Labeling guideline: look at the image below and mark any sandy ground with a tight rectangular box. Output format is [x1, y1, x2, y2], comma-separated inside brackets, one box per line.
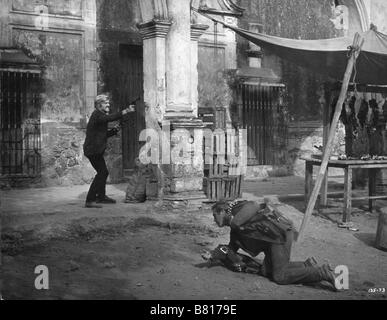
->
[1, 177, 387, 300]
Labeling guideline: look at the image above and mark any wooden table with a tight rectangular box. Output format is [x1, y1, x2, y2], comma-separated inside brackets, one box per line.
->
[302, 157, 387, 222]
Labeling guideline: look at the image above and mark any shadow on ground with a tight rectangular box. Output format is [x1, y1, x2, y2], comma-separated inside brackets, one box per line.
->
[354, 233, 377, 248]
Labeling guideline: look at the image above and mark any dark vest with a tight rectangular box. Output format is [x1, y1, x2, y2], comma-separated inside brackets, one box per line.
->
[83, 109, 122, 156]
[230, 201, 294, 245]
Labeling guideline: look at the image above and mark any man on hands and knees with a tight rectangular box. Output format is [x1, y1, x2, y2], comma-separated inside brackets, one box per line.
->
[207, 200, 338, 290]
[83, 93, 135, 208]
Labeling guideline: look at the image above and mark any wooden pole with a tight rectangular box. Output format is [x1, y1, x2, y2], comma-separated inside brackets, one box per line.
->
[297, 33, 364, 242]
[321, 82, 332, 206]
[376, 208, 387, 250]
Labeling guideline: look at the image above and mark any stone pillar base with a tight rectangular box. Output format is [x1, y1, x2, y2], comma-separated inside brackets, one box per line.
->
[162, 191, 208, 212]
[164, 104, 194, 119]
[163, 191, 207, 201]
[160, 117, 205, 204]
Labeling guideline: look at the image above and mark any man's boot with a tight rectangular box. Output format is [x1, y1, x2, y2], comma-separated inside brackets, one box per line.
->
[319, 264, 338, 291]
[304, 256, 318, 267]
[96, 196, 116, 204]
[85, 201, 103, 208]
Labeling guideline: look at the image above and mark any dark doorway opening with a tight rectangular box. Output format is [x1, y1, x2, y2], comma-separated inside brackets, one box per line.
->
[116, 44, 145, 171]
[237, 83, 289, 166]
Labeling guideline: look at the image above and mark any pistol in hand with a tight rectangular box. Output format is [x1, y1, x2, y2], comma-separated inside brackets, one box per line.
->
[122, 105, 135, 115]
[114, 124, 121, 132]
[127, 104, 136, 113]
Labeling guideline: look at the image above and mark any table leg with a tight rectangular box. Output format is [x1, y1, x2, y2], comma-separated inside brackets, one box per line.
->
[343, 167, 352, 222]
[369, 168, 376, 213]
[321, 170, 328, 206]
[305, 161, 313, 209]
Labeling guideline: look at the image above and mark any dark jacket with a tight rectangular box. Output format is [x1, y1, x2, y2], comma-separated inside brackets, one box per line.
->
[83, 109, 123, 157]
[228, 201, 294, 256]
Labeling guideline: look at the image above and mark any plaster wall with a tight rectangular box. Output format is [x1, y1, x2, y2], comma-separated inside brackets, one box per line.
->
[165, 0, 192, 113]
[0, 0, 97, 187]
[369, 0, 387, 33]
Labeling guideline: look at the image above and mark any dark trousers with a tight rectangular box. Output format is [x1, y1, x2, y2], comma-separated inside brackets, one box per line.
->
[86, 153, 109, 202]
[263, 231, 323, 285]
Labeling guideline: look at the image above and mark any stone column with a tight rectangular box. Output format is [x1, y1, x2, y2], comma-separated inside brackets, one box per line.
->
[165, 0, 193, 118]
[162, 118, 205, 200]
[138, 20, 172, 124]
[138, 20, 172, 200]
[190, 24, 209, 117]
[160, 1, 206, 201]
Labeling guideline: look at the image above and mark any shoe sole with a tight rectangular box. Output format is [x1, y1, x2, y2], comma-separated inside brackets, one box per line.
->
[85, 205, 103, 208]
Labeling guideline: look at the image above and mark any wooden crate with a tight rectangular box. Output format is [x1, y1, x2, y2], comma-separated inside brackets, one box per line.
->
[204, 159, 243, 201]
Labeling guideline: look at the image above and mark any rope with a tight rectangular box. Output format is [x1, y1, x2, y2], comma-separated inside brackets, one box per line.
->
[191, 6, 227, 27]
[346, 38, 364, 96]
[191, 7, 226, 61]
[352, 56, 358, 95]
[214, 21, 218, 59]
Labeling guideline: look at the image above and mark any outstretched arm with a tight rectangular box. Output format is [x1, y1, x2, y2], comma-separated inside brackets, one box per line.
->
[95, 111, 123, 124]
[96, 105, 135, 124]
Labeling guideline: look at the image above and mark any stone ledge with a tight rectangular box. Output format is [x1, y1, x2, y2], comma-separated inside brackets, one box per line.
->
[137, 20, 172, 40]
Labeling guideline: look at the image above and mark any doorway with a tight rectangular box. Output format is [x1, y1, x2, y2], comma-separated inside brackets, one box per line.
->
[237, 83, 289, 166]
[116, 44, 145, 171]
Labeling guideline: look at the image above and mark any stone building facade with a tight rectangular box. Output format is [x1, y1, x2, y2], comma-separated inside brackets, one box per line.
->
[1, 0, 386, 193]
[0, 0, 97, 187]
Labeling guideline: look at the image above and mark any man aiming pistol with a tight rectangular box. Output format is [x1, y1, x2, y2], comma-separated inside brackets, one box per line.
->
[83, 93, 135, 208]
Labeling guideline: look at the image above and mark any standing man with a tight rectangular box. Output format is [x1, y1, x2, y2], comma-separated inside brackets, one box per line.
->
[83, 93, 135, 208]
[208, 200, 338, 290]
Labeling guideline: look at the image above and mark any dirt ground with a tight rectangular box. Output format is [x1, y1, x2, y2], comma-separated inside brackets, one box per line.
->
[1, 178, 387, 300]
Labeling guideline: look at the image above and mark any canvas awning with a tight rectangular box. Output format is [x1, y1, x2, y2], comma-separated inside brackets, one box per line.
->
[194, 6, 387, 86]
[226, 25, 387, 86]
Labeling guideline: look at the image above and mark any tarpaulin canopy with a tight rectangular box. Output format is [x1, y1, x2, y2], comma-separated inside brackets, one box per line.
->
[194, 7, 387, 239]
[216, 20, 387, 85]
[223, 23, 387, 238]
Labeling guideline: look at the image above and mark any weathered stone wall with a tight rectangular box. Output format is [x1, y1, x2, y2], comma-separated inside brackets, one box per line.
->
[193, 0, 241, 116]
[0, 0, 97, 188]
[40, 123, 94, 187]
[192, 0, 239, 70]
[340, 0, 364, 36]
[288, 121, 345, 176]
[13, 30, 83, 122]
[370, 0, 387, 33]
[198, 45, 232, 111]
[97, 0, 142, 93]
[12, 29, 86, 187]
[237, 0, 340, 121]
[11, 0, 83, 16]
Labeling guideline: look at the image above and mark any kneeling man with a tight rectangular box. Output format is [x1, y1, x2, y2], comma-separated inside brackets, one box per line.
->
[208, 200, 337, 289]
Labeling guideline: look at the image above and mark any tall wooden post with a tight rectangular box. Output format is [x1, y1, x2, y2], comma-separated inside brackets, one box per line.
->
[297, 33, 364, 242]
[321, 82, 332, 206]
